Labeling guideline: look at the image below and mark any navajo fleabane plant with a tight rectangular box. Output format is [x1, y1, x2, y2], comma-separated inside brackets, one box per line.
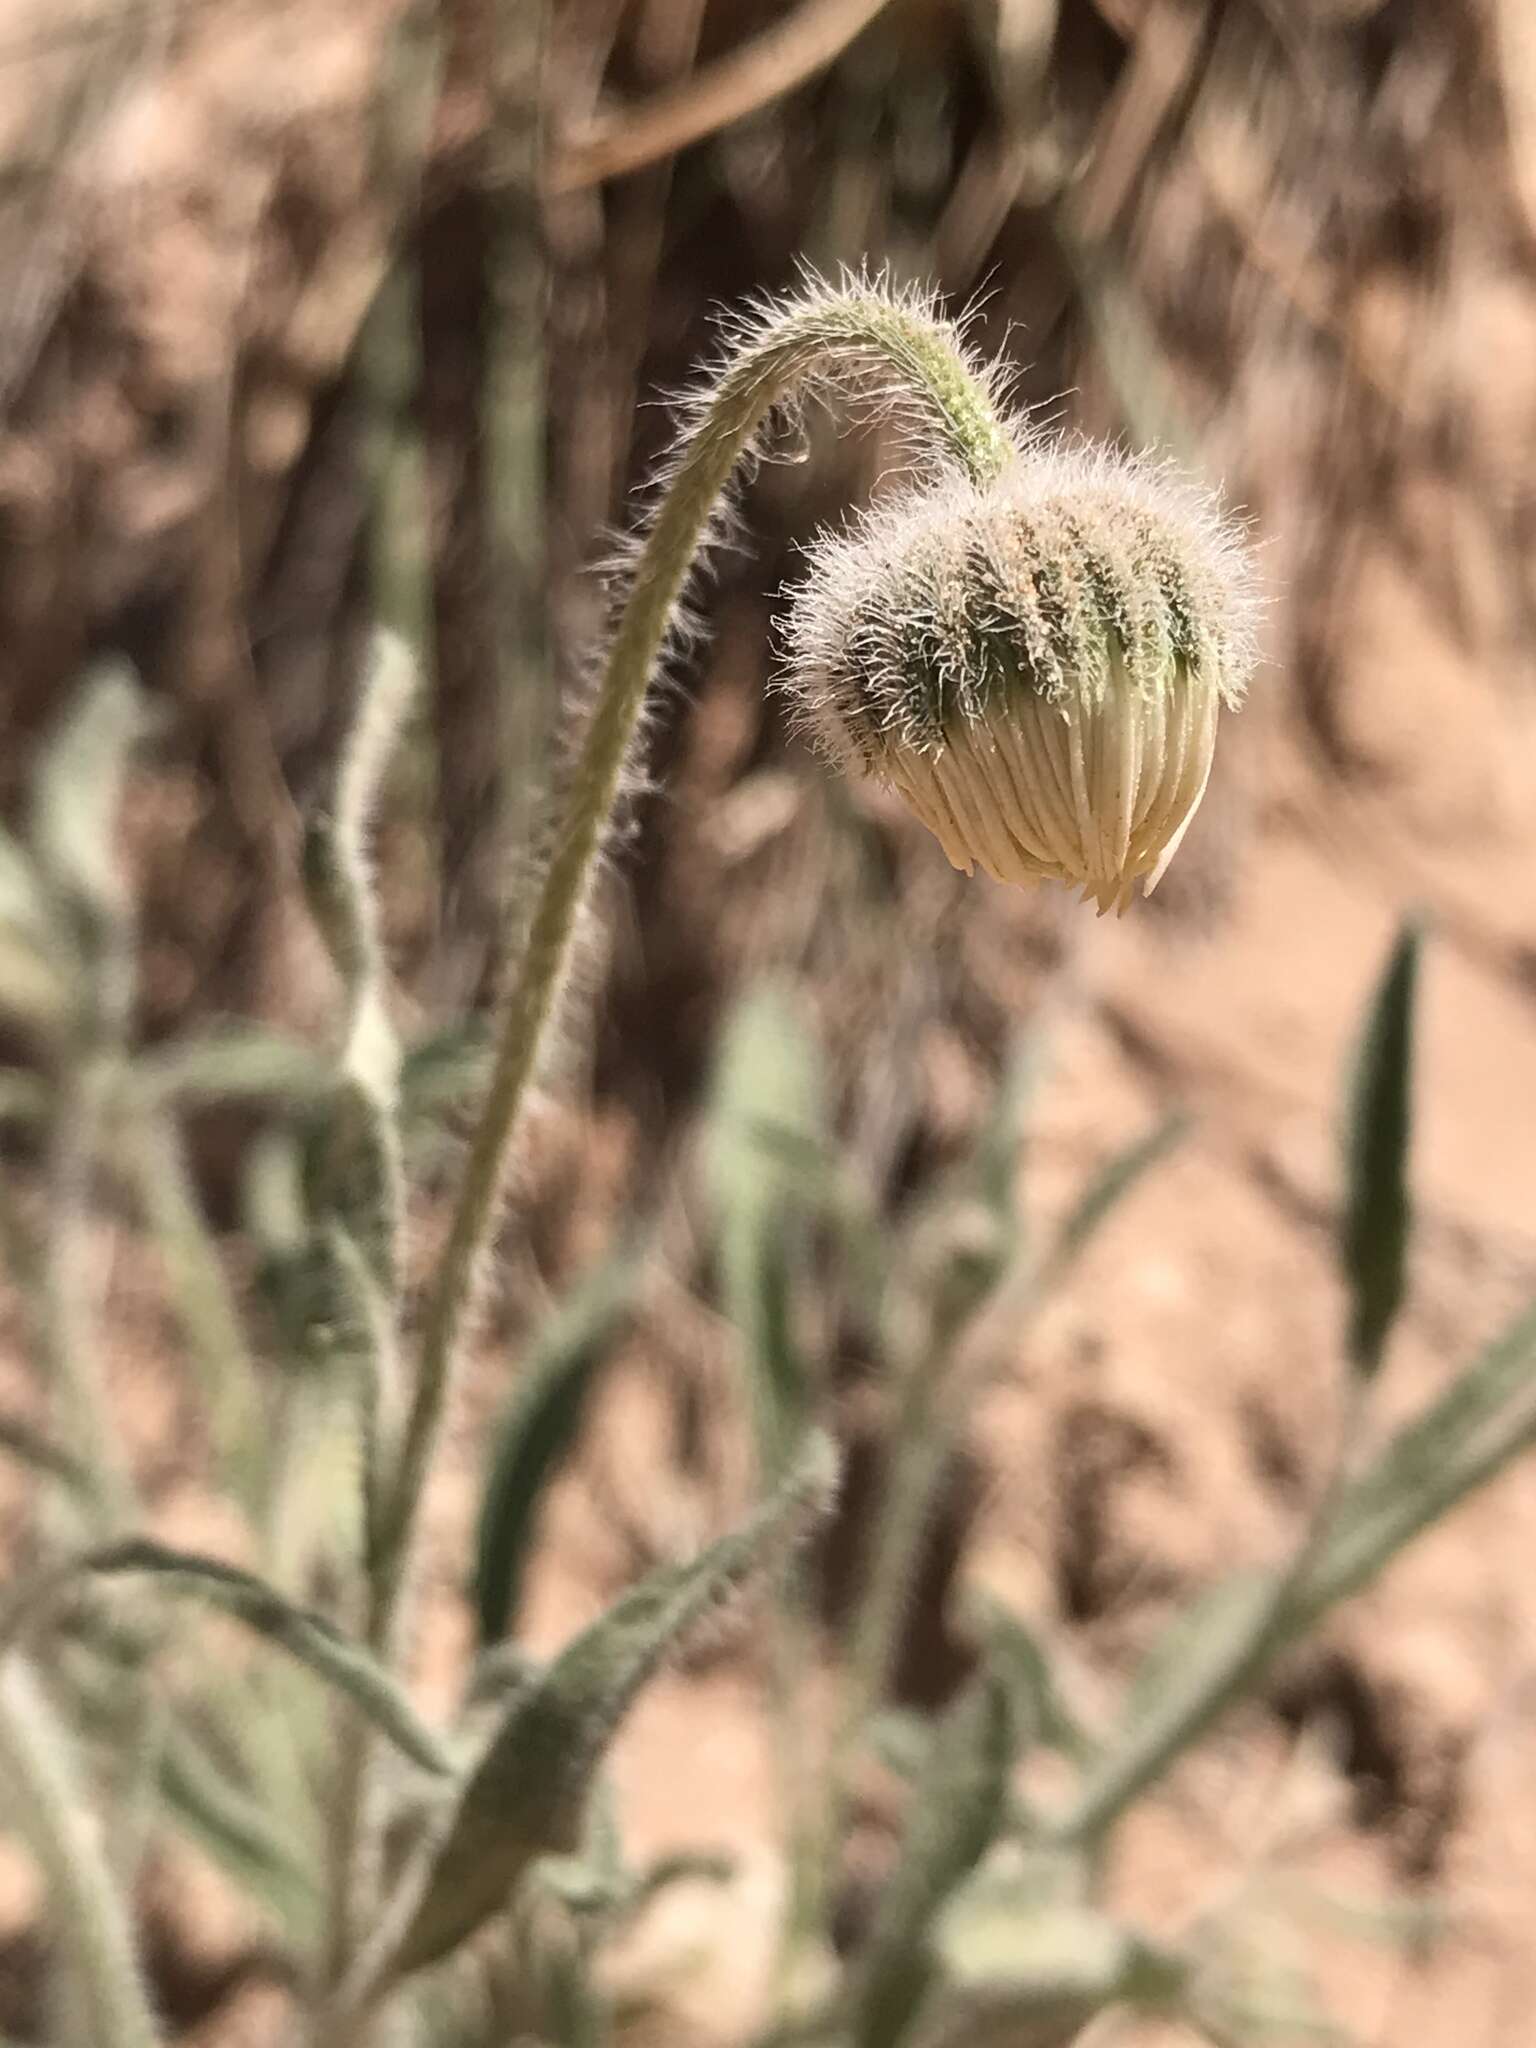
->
[421, 278, 1258, 1512]
[397, 283, 1256, 1615]
[781, 442, 1259, 913]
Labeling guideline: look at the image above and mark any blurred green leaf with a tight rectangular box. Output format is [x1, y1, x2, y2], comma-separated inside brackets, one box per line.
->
[1051, 1292, 1536, 1849]
[705, 984, 829, 1473]
[124, 1113, 267, 1519]
[1340, 922, 1420, 1379]
[0, 1658, 163, 2048]
[1042, 1110, 1189, 1290]
[399, 1018, 492, 1128]
[155, 1726, 320, 1939]
[133, 1027, 336, 1108]
[377, 1432, 839, 1985]
[1118, 1570, 1276, 1733]
[0, 1539, 453, 1778]
[853, 1668, 1016, 2048]
[968, 1593, 1097, 1767]
[307, 1070, 404, 1294]
[474, 1246, 643, 1646]
[1057, 1570, 1280, 1846]
[1301, 1293, 1536, 1621]
[914, 1046, 1037, 1350]
[0, 1410, 91, 1494]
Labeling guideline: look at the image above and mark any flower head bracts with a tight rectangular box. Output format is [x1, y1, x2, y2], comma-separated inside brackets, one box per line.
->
[779, 437, 1261, 913]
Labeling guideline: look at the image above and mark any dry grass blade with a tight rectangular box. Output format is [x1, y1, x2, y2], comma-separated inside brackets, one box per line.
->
[549, 0, 897, 191]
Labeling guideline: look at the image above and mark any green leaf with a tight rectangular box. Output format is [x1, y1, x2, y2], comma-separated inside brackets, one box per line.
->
[0, 1410, 92, 1494]
[853, 1669, 1017, 2048]
[132, 1027, 336, 1108]
[373, 1432, 839, 1986]
[306, 1069, 405, 1294]
[1301, 1293, 1536, 1621]
[1055, 1293, 1536, 1848]
[1117, 1571, 1277, 1733]
[1340, 922, 1420, 1378]
[0, 1539, 453, 1778]
[1043, 1110, 1189, 1290]
[0, 1659, 163, 2048]
[123, 1114, 267, 1519]
[399, 1019, 492, 1128]
[474, 1247, 643, 1645]
[967, 1593, 1097, 1767]
[155, 1727, 321, 1939]
[1056, 1570, 1281, 1846]
[705, 985, 829, 1473]
[913, 1045, 1038, 1350]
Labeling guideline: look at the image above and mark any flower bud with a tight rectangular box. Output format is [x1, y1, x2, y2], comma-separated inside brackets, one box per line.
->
[780, 442, 1260, 913]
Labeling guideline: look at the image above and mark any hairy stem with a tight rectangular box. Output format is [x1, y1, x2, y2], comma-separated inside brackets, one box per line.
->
[373, 284, 1014, 1649]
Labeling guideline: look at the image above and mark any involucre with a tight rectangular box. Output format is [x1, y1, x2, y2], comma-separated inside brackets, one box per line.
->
[780, 439, 1261, 913]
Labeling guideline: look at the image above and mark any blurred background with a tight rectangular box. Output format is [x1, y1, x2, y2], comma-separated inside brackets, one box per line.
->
[2, 0, 1536, 2040]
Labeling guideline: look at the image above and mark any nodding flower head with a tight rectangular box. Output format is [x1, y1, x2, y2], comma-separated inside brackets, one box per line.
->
[779, 440, 1261, 914]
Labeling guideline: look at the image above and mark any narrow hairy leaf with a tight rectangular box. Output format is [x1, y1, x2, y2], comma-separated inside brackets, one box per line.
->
[125, 1113, 267, 1518]
[916, 1047, 1037, 1349]
[973, 1044, 1037, 1227]
[969, 1593, 1096, 1765]
[0, 1540, 452, 1778]
[0, 1411, 91, 1494]
[474, 1247, 642, 1645]
[1117, 1571, 1277, 1735]
[853, 1669, 1016, 2048]
[133, 1027, 335, 1107]
[1043, 1110, 1189, 1288]
[373, 1432, 839, 1985]
[155, 1728, 321, 1938]
[1056, 1298, 1536, 1847]
[1056, 1570, 1279, 1845]
[0, 1660, 162, 2048]
[1340, 922, 1420, 1378]
[1301, 1293, 1536, 1619]
[399, 1019, 492, 1125]
[705, 985, 828, 1472]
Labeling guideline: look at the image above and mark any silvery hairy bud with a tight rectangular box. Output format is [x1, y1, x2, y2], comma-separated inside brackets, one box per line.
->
[780, 442, 1260, 913]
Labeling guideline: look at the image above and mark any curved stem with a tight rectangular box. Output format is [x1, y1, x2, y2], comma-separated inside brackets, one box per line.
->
[371, 283, 1015, 1646]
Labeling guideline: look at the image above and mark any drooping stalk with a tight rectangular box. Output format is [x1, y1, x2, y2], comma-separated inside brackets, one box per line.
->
[372, 283, 1016, 1648]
